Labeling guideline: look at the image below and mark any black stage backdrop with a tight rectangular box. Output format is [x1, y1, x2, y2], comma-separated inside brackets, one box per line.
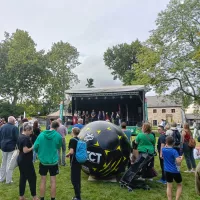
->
[72, 95, 143, 126]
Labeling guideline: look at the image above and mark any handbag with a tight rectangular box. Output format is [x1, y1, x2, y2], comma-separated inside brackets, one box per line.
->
[188, 138, 196, 148]
[142, 167, 158, 178]
[8, 145, 19, 170]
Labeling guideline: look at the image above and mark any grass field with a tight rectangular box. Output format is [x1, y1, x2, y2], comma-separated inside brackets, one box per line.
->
[0, 135, 199, 200]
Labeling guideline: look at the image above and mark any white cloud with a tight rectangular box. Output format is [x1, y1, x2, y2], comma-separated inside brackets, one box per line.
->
[0, 0, 170, 92]
[73, 55, 122, 88]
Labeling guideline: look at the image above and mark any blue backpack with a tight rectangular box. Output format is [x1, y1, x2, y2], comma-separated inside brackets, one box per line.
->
[73, 138, 88, 163]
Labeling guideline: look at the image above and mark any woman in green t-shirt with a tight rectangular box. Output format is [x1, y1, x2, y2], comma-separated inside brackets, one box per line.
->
[135, 123, 155, 155]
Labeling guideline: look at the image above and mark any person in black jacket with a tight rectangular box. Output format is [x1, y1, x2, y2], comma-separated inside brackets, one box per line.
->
[0, 116, 19, 184]
[17, 122, 39, 200]
[31, 120, 41, 162]
[66, 127, 82, 200]
[157, 125, 167, 184]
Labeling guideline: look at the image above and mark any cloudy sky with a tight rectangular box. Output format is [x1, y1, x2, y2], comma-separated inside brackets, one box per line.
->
[0, 0, 170, 90]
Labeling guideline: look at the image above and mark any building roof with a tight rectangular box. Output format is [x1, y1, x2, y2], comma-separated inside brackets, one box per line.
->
[185, 114, 200, 120]
[66, 85, 145, 94]
[147, 96, 182, 108]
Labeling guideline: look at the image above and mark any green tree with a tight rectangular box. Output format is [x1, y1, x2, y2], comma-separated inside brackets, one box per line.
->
[133, 0, 200, 103]
[86, 78, 95, 88]
[44, 41, 80, 112]
[0, 30, 48, 105]
[18, 100, 45, 117]
[104, 40, 143, 85]
[0, 100, 24, 119]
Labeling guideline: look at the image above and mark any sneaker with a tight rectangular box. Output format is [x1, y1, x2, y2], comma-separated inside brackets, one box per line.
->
[191, 169, 196, 173]
[184, 170, 191, 173]
[72, 197, 81, 200]
[157, 179, 167, 184]
[6, 180, 13, 184]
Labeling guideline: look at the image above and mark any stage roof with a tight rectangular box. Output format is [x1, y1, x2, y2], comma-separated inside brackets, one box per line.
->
[66, 85, 145, 95]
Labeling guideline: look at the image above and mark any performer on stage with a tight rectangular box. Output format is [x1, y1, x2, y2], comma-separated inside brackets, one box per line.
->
[105, 112, 109, 121]
[78, 111, 81, 119]
[115, 111, 120, 125]
[111, 112, 115, 124]
[91, 110, 96, 122]
[72, 112, 78, 125]
[98, 111, 102, 120]
[102, 111, 105, 121]
[85, 111, 89, 124]
[82, 111, 86, 125]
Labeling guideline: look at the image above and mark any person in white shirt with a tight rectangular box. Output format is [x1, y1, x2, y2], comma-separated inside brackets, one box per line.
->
[194, 146, 200, 160]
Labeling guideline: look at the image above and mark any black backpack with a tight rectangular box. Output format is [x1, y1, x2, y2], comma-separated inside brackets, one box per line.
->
[172, 129, 181, 146]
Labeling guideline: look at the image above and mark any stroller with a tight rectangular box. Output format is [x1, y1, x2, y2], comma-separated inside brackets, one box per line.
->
[119, 153, 155, 192]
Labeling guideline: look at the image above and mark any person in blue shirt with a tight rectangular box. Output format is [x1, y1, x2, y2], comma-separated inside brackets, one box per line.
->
[121, 122, 132, 144]
[73, 119, 84, 130]
[162, 136, 183, 200]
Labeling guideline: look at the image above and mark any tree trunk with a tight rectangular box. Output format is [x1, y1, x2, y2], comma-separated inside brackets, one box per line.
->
[12, 95, 18, 106]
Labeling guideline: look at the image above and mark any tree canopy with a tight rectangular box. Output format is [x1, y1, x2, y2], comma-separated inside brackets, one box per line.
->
[104, 40, 142, 85]
[0, 30, 47, 105]
[0, 29, 80, 115]
[44, 41, 80, 111]
[133, 0, 200, 103]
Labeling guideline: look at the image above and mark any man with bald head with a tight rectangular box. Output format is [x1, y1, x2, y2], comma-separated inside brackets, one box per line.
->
[0, 116, 19, 184]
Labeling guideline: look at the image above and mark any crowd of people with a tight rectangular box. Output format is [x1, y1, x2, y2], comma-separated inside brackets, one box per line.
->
[72, 110, 121, 125]
[0, 115, 200, 200]
[133, 121, 200, 200]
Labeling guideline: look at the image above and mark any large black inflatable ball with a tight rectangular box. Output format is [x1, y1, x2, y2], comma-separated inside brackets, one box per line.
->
[79, 121, 131, 178]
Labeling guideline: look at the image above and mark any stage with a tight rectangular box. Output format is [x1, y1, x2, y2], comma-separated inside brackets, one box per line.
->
[66, 85, 147, 126]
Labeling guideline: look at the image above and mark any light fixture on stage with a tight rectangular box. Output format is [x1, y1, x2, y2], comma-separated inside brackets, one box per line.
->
[120, 96, 123, 99]
[95, 97, 98, 99]
[130, 95, 132, 99]
[81, 97, 83, 100]
[104, 97, 107, 99]
[88, 97, 91, 100]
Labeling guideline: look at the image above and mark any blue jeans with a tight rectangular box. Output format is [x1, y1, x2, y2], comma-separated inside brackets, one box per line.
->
[183, 142, 196, 170]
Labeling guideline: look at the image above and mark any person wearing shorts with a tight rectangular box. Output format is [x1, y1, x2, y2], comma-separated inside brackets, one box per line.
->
[162, 136, 183, 200]
[34, 121, 62, 200]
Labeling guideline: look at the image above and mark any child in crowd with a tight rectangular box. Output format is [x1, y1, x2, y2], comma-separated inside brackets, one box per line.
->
[66, 127, 82, 200]
[162, 136, 183, 200]
[194, 146, 200, 160]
